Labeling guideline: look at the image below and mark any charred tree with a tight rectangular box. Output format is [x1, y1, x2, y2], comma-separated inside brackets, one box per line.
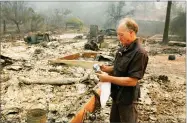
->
[3, 20, 6, 34]
[162, 1, 172, 44]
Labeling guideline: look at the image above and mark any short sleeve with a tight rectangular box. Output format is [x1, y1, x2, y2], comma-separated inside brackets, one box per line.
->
[127, 52, 148, 80]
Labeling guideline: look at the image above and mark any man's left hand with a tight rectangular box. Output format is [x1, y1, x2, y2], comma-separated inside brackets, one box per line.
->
[95, 72, 110, 82]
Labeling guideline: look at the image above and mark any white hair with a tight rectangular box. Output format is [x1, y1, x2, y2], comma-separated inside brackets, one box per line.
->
[117, 18, 138, 33]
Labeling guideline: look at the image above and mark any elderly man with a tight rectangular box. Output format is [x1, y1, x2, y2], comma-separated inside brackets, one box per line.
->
[96, 18, 148, 123]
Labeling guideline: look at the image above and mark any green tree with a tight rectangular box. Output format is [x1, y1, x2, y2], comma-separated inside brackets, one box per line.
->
[171, 2, 185, 19]
[65, 17, 83, 29]
[170, 2, 186, 41]
[170, 11, 186, 41]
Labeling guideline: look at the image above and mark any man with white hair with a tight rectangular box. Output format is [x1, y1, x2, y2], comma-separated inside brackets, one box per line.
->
[96, 18, 148, 123]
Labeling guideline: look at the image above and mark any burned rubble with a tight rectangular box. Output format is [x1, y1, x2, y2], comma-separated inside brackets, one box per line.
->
[0, 32, 186, 123]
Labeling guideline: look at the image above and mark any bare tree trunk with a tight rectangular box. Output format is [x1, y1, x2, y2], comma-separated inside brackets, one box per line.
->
[162, 1, 172, 44]
[114, 20, 116, 29]
[15, 22, 20, 33]
[30, 21, 33, 31]
[3, 20, 6, 34]
[17, 74, 89, 85]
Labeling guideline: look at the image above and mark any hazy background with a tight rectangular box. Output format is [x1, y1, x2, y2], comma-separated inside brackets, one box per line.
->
[1, 1, 186, 37]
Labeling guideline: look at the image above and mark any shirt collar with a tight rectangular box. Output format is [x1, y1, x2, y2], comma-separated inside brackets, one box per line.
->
[120, 38, 138, 52]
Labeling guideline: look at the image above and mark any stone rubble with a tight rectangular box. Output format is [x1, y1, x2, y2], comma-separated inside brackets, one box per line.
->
[0, 35, 186, 123]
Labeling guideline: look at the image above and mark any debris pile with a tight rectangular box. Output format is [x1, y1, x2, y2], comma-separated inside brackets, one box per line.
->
[0, 33, 186, 123]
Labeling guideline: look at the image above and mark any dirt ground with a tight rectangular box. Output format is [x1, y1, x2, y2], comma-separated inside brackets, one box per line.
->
[0, 33, 186, 123]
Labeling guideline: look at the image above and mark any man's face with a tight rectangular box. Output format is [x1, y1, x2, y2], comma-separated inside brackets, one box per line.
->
[117, 25, 132, 46]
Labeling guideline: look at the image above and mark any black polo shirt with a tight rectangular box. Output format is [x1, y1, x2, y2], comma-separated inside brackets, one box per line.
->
[111, 38, 148, 105]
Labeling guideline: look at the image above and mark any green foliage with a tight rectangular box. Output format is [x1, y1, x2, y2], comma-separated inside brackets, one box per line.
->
[170, 11, 186, 40]
[170, 2, 186, 41]
[66, 17, 83, 28]
[171, 2, 185, 19]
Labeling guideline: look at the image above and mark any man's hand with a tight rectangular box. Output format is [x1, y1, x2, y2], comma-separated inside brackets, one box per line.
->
[96, 71, 138, 86]
[95, 72, 110, 82]
[100, 65, 113, 73]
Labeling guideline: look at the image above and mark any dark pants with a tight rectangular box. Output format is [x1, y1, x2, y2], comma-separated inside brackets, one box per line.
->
[110, 101, 138, 123]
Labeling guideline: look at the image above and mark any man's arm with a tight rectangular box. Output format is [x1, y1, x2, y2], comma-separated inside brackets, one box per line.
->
[95, 73, 138, 86]
[108, 76, 138, 86]
[96, 52, 148, 86]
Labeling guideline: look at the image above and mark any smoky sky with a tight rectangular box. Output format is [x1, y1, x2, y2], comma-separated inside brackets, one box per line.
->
[28, 1, 185, 29]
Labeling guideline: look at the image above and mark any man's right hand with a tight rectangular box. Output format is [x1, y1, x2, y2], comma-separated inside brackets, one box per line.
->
[100, 65, 113, 73]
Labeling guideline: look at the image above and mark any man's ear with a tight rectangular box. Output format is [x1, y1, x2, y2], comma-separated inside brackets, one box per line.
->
[129, 30, 133, 34]
[129, 31, 133, 37]
[129, 30, 135, 37]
